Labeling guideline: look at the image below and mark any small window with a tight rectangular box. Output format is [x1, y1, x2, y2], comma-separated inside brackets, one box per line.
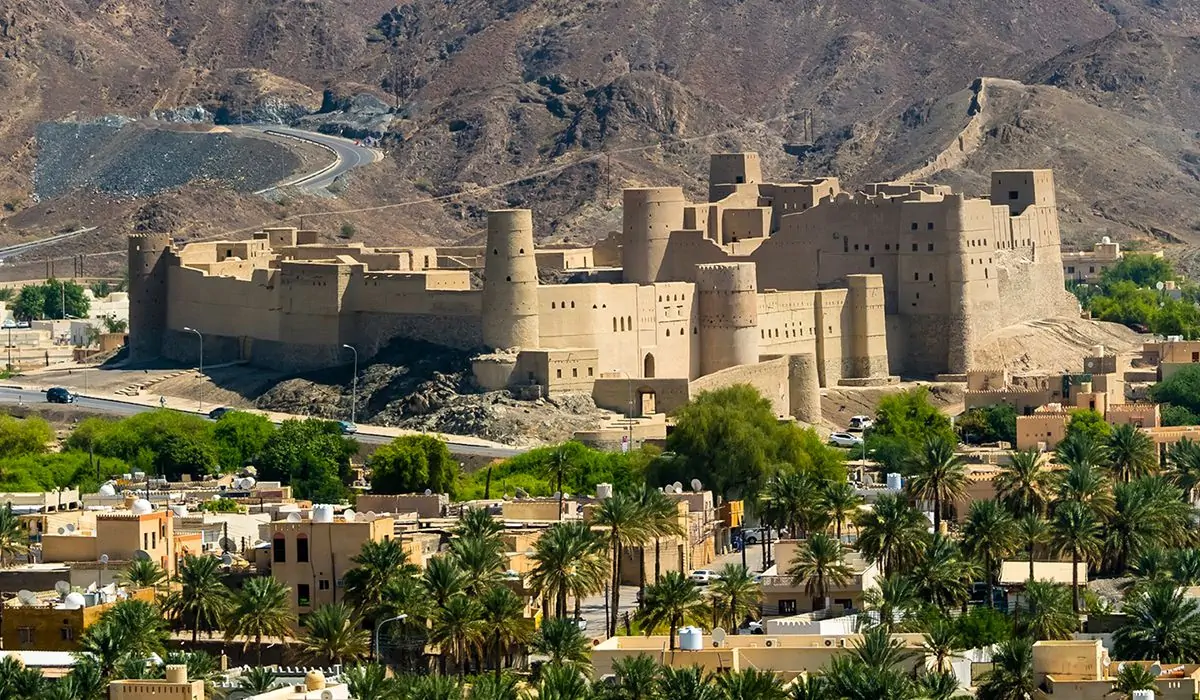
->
[613, 318, 618, 332]
[912, 243, 918, 252]
[298, 584, 311, 608]
[666, 329, 671, 337]
[844, 238, 849, 253]
[505, 276, 511, 282]
[296, 535, 309, 563]
[620, 318, 625, 332]
[869, 256, 875, 268]
[885, 244, 891, 250]
[910, 223, 918, 230]
[570, 301, 575, 308]
[18, 628, 33, 645]
[627, 315, 633, 330]
[854, 244, 859, 251]
[588, 367, 594, 377]
[556, 369, 562, 379]
[319, 579, 330, 591]
[914, 273, 919, 281]
[928, 243, 934, 252]
[1009, 190, 1020, 200]
[572, 368, 578, 378]
[551, 302, 556, 309]
[518, 248, 524, 254]
[273, 535, 286, 563]
[927, 222, 934, 230]
[864, 244, 870, 251]
[928, 273, 934, 281]
[1089, 267, 1095, 273]
[61, 626, 74, 641]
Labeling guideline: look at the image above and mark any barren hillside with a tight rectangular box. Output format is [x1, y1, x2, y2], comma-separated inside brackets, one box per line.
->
[1, 0, 1199, 259]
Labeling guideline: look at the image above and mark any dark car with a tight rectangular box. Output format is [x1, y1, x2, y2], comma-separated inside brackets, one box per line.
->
[208, 407, 233, 420]
[46, 387, 76, 404]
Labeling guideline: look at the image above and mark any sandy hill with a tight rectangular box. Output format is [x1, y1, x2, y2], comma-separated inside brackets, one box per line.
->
[1, 0, 1199, 266]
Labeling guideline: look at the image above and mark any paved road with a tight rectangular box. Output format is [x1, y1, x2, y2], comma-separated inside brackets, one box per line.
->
[0, 226, 98, 261]
[237, 125, 380, 195]
[0, 387, 523, 459]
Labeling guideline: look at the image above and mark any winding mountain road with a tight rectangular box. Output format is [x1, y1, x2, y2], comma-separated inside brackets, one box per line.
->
[237, 125, 382, 195]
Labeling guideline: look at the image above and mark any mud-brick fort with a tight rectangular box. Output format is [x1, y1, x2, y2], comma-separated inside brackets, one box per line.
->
[128, 153, 1076, 421]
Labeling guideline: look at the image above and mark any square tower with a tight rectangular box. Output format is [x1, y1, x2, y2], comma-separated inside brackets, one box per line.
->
[991, 170, 1056, 214]
[709, 153, 763, 201]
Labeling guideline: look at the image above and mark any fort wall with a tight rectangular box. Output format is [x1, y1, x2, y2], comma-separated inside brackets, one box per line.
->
[482, 209, 540, 350]
[622, 187, 685, 285]
[696, 263, 759, 376]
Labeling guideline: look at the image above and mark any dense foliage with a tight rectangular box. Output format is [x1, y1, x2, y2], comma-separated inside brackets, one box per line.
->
[369, 434, 460, 496]
[867, 386, 957, 472]
[1071, 253, 1200, 337]
[956, 404, 1017, 445]
[11, 278, 90, 321]
[1151, 365, 1200, 425]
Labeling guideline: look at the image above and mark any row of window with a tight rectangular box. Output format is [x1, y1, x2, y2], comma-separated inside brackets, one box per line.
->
[554, 367, 595, 379]
[910, 222, 936, 231]
[550, 301, 576, 309]
[845, 240, 936, 253]
[658, 293, 686, 302]
[613, 316, 634, 332]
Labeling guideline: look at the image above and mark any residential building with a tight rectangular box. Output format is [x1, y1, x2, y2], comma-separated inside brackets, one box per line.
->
[108, 664, 204, 700]
[760, 543, 880, 616]
[2, 587, 154, 652]
[1036, 639, 1200, 700]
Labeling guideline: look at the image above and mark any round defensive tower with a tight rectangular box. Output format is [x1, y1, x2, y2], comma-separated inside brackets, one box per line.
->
[482, 209, 540, 350]
[696, 262, 759, 375]
[127, 232, 172, 363]
[622, 187, 685, 285]
[789, 352, 822, 425]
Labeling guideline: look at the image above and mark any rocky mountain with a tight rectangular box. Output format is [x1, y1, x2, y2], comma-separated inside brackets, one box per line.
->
[2, 0, 1200, 260]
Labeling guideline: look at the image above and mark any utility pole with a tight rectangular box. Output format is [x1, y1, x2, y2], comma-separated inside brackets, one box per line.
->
[342, 344, 358, 423]
[183, 327, 203, 412]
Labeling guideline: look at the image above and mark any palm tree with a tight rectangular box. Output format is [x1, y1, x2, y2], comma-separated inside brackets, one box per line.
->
[479, 585, 530, 680]
[714, 667, 787, 700]
[1168, 437, 1200, 500]
[1016, 513, 1050, 583]
[528, 520, 608, 619]
[543, 444, 579, 520]
[342, 664, 397, 700]
[917, 671, 968, 700]
[1016, 580, 1077, 640]
[911, 535, 977, 613]
[976, 637, 1035, 700]
[823, 655, 913, 700]
[431, 594, 485, 676]
[635, 571, 707, 650]
[76, 622, 128, 678]
[708, 563, 761, 633]
[1105, 479, 1171, 575]
[921, 620, 961, 673]
[1174, 549, 1200, 585]
[961, 500, 1018, 609]
[862, 574, 920, 631]
[51, 658, 104, 700]
[761, 472, 826, 538]
[1109, 663, 1159, 699]
[450, 534, 507, 597]
[1107, 423, 1158, 482]
[593, 490, 653, 637]
[610, 654, 662, 700]
[852, 625, 916, 668]
[1113, 582, 1200, 663]
[1056, 431, 1109, 472]
[822, 480, 863, 541]
[531, 617, 592, 670]
[301, 602, 370, 665]
[634, 486, 685, 602]
[854, 492, 927, 576]
[98, 598, 169, 660]
[0, 504, 28, 568]
[423, 556, 468, 610]
[905, 434, 967, 532]
[537, 663, 590, 700]
[344, 538, 417, 617]
[996, 449, 1054, 516]
[224, 576, 294, 665]
[166, 554, 232, 642]
[656, 666, 719, 700]
[0, 655, 47, 698]
[787, 675, 830, 700]
[1051, 500, 1103, 613]
[457, 506, 505, 541]
[237, 667, 281, 695]
[119, 559, 166, 589]
[469, 674, 520, 700]
[787, 532, 852, 611]
[1057, 461, 1115, 518]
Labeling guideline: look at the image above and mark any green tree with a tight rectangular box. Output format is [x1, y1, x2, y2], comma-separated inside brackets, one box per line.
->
[594, 490, 653, 638]
[905, 433, 966, 532]
[709, 564, 762, 633]
[821, 480, 863, 541]
[344, 538, 418, 619]
[713, 667, 787, 700]
[0, 655, 48, 700]
[369, 435, 459, 496]
[921, 620, 961, 673]
[868, 386, 956, 472]
[302, 602, 371, 665]
[854, 492, 927, 576]
[258, 418, 357, 501]
[531, 617, 592, 670]
[1114, 583, 1200, 663]
[528, 520, 608, 620]
[431, 594, 484, 676]
[0, 503, 28, 567]
[961, 500, 1018, 609]
[11, 279, 89, 320]
[0, 415, 52, 459]
[1106, 423, 1158, 482]
[1102, 253, 1175, 288]
[342, 664, 397, 700]
[995, 449, 1054, 517]
[211, 410, 274, 469]
[1057, 460, 1115, 518]
[760, 472, 826, 538]
[911, 534, 977, 613]
[1051, 501, 1103, 613]
[955, 607, 1012, 649]
[237, 667, 281, 695]
[119, 559, 167, 589]
[224, 576, 294, 665]
[450, 534, 507, 598]
[537, 663, 590, 700]
[656, 666, 718, 700]
[1015, 580, 1077, 641]
[479, 586, 530, 680]
[1065, 409, 1112, 443]
[956, 404, 1017, 445]
[164, 554, 232, 643]
[67, 410, 219, 480]
[1150, 365, 1200, 416]
[787, 532, 852, 611]
[1015, 514, 1050, 584]
[862, 573, 920, 631]
[79, 599, 169, 674]
[1109, 663, 1160, 699]
[609, 654, 662, 700]
[976, 637, 1035, 700]
[635, 571, 707, 650]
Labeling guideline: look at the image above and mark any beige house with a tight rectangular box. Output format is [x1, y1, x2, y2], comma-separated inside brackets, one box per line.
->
[1036, 639, 1200, 700]
[41, 503, 177, 576]
[108, 665, 204, 700]
[760, 542, 880, 615]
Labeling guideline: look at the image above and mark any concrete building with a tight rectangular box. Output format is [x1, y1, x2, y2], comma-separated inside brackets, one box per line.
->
[128, 155, 1075, 422]
[108, 664, 204, 700]
[1062, 237, 1163, 284]
[2, 586, 154, 652]
[1036, 639, 1200, 700]
[260, 507, 394, 621]
[40, 501, 178, 576]
[760, 542, 880, 616]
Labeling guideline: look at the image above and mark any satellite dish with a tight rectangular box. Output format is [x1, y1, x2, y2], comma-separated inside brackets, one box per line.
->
[691, 479, 703, 492]
[65, 523, 75, 533]
[16, 590, 36, 605]
[133, 550, 151, 561]
[57, 527, 67, 535]
[287, 513, 302, 523]
[219, 537, 236, 551]
[673, 481, 683, 492]
[712, 627, 727, 645]
[54, 581, 71, 597]
[1151, 664, 1163, 677]
[320, 690, 335, 700]
[424, 488, 432, 496]
[220, 552, 233, 566]
[99, 554, 109, 565]
[343, 509, 356, 522]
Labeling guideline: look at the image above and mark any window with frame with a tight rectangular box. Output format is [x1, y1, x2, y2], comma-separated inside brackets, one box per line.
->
[296, 535, 309, 563]
[272, 535, 286, 563]
[298, 584, 311, 608]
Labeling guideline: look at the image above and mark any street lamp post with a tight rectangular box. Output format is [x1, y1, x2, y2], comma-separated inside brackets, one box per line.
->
[374, 613, 408, 663]
[182, 327, 203, 412]
[342, 344, 358, 424]
[614, 369, 633, 452]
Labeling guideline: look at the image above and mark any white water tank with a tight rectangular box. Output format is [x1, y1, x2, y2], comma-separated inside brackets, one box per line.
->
[678, 627, 703, 651]
[170, 505, 188, 518]
[311, 505, 335, 523]
[1132, 691, 1155, 700]
[596, 483, 613, 500]
[130, 499, 153, 515]
[886, 473, 902, 491]
[98, 483, 117, 497]
[62, 592, 86, 610]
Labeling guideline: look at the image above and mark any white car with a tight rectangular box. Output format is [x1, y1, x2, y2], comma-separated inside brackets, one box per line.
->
[690, 569, 722, 585]
[848, 415, 873, 432]
[829, 432, 864, 448]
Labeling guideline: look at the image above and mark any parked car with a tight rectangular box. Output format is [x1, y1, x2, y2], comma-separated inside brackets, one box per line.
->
[743, 528, 781, 545]
[337, 420, 358, 435]
[573, 618, 588, 632]
[690, 569, 722, 585]
[829, 432, 864, 448]
[45, 387, 75, 404]
[208, 407, 233, 420]
[848, 415, 873, 432]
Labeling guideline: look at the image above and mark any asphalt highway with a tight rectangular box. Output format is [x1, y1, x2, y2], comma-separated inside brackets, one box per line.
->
[0, 387, 524, 459]
[238, 125, 379, 195]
